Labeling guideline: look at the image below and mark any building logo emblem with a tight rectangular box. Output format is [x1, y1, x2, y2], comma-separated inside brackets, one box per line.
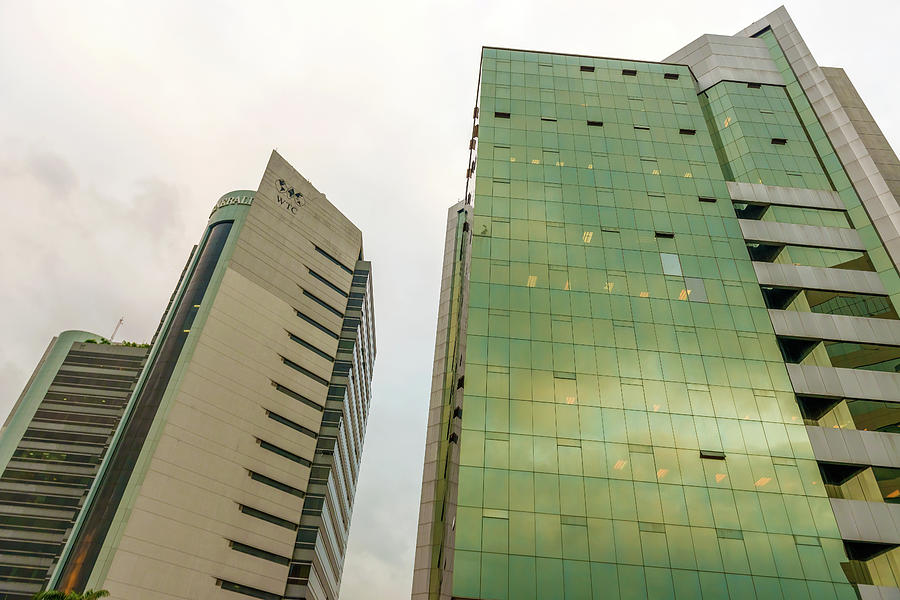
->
[275, 178, 307, 215]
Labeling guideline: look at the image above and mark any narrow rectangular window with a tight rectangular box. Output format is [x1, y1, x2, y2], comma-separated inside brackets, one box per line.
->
[257, 438, 312, 467]
[747, 82, 762, 89]
[664, 72, 679, 80]
[281, 356, 329, 387]
[494, 111, 511, 119]
[217, 579, 282, 600]
[587, 120, 603, 127]
[229, 540, 291, 566]
[296, 310, 339, 339]
[771, 138, 787, 145]
[655, 231, 675, 239]
[622, 69, 637, 76]
[679, 128, 696, 135]
[248, 469, 305, 498]
[698, 197, 717, 203]
[634, 126, 650, 131]
[308, 269, 348, 298]
[239, 504, 298, 530]
[302, 289, 343, 318]
[288, 332, 333, 362]
[272, 381, 323, 412]
[580, 65, 595, 72]
[267, 410, 317, 439]
[314, 245, 353, 275]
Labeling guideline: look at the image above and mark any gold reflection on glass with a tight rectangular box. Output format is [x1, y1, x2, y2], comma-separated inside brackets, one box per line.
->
[565, 396, 576, 405]
[613, 460, 627, 471]
[527, 275, 537, 287]
[509, 157, 516, 162]
[640, 291, 649, 298]
[604, 282, 614, 292]
[678, 289, 690, 301]
[583, 231, 594, 243]
[652, 404, 660, 411]
[754, 477, 772, 487]
[723, 116, 731, 127]
[531, 159, 540, 165]
[715, 473, 727, 483]
[564, 280, 570, 291]
[887, 490, 900, 499]
[587, 163, 593, 170]
[683, 172, 693, 178]
[556, 161, 565, 167]
[651, 169, 660, 175]
[657, 468, 669, 479]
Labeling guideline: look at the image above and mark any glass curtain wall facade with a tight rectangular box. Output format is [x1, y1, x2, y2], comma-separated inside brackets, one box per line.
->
[414, 7, 900, 600]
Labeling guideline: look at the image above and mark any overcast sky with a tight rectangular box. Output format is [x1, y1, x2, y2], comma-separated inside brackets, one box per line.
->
[1, 1, 898, 598]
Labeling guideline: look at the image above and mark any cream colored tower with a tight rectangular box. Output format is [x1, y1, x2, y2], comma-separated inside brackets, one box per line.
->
[51, 151, 376, 600]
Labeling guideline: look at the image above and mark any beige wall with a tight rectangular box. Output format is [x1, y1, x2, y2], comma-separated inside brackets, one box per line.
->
[98, 151, 364, 599]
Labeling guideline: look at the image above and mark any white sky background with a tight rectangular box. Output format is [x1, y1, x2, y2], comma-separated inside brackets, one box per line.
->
[0, 0, 897, 597]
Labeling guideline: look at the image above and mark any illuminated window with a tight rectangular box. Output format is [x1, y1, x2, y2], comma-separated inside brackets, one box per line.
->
[526, 276, 537, 287]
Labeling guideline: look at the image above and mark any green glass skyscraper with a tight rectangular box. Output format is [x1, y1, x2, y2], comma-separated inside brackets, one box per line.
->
[413, 7, 900, 600]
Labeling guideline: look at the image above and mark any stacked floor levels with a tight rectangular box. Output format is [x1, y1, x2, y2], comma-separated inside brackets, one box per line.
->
[21, 150, 377, 600]
[413, 7, 900, 600]
[0, 332, 148, 600]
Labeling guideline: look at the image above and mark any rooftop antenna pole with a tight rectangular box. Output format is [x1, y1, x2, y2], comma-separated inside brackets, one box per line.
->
[109, 316, 125, 342]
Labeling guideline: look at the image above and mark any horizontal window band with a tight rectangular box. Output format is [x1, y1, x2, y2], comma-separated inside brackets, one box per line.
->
[248, 469, 305, 498]
[495, 111, 511, 118]
[288, 332, 333, 362]
[622, 69, 637, 76]
[580, 65, 595, 72]
[664, 72, 679, 80]
[296, 310, 339, 340]
[257, 439, 312, 467]
[239, 504, 298, 530]
[282, 356, 330, 387]
[267, 410, 317, 439]
[314, 245, 353, 275]
[272, 381, 323, 412]
[302, 289, 343, 318]
[228, 540, 291, 566]
[217, 578, 282, 600]
[308, 268, 348, 298]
